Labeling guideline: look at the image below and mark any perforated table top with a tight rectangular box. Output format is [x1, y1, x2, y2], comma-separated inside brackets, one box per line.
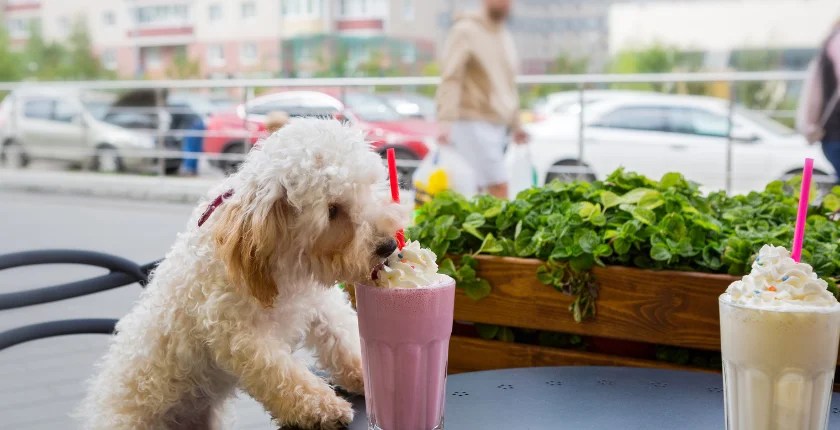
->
[334, 366, 840, 430]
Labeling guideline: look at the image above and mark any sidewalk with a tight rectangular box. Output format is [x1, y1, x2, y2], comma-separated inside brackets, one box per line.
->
[0, 170, 218, 203]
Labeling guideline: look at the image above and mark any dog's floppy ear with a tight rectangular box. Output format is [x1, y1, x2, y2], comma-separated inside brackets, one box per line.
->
[213, 187, 288, 308]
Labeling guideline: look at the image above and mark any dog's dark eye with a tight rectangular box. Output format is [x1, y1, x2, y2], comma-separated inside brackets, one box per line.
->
[328, 204, 339, 220]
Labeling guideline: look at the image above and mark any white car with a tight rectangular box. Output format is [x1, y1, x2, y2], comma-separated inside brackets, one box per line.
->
[532, 90, 653, 122]
[524, 93, 835, 193]
[0, 88, 179, 174]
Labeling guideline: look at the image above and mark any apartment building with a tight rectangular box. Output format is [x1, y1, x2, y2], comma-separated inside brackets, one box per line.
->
[3, 0, 438, 78]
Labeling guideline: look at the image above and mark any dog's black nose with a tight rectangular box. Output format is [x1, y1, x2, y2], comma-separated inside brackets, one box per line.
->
[375, 239, 398, 258]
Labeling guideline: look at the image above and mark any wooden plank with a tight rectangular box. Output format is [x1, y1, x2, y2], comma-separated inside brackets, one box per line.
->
[448, 336, 717, 374]
[455, 255, 730, 350]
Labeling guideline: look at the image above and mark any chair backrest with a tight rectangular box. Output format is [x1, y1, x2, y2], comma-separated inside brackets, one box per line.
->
[0, 250, 160, 351]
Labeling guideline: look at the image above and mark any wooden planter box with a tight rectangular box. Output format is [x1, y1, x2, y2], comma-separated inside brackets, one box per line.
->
[349, 255, 840, 390]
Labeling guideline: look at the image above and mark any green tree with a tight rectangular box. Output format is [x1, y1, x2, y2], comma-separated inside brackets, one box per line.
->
[21, 17, 112, 81]
[418, 61, 440, 97]
[166, 50, 201, 79]
[0, 26, 23, 81]
[608, 43, 678, 92]
[522, 54, 589, 108]
[64, 18, 112, 80]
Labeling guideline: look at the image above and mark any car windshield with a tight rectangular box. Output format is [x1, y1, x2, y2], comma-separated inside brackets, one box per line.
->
[83, 100, 113, 120]
[735, 107, 796, 136]
[343, 93, 403, 122]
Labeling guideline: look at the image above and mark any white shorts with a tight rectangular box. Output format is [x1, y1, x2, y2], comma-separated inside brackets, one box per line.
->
[450, 120, 509, 188]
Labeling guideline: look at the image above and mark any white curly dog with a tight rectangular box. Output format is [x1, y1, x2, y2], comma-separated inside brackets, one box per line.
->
[78, 120, 409, 429]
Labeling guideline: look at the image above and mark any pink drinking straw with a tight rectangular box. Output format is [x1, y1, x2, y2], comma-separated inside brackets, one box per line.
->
[791, 158, 814, 263]
[386, 148, 405, 250]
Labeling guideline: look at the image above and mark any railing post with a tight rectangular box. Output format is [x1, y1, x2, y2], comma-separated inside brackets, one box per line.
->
[577, 81, 586, 180]
[726, 82, 737, 194]
[154, 87, 165, 176]
[242, 85, 250, 157]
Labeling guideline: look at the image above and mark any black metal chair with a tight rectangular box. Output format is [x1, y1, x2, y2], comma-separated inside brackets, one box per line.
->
[0, 250, 160, 351]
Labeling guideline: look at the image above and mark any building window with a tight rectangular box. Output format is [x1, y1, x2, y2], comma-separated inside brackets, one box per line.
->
[101, 49, 117, 70]
[207, 44, 225, 67]
[134, 4, 190, 27]
[241, 1, 256, 19]
[240, 42, 258, 65]
[209, 4, 222, 21]
[144, 47, 162, 70]
[281, 0, 321, 18]
[58, 16, 71, 37]
[103, 11, 116, 26]
[338, 0, 385, 18]
[403, 0, 413, 20]
[401, 45, 416, 63]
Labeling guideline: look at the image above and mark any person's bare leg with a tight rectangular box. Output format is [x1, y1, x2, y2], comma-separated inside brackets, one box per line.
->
[487, 182, 508, 199]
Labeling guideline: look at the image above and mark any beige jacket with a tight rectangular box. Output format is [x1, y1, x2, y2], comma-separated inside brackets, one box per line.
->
[436, 11, 520, 131]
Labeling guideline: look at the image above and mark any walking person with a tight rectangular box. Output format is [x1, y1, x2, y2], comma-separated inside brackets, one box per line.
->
[436, 0, 528, 199]
[798, 19, 840, 185]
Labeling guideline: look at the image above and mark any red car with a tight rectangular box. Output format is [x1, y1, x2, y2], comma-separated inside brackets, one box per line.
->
[204, 90, 437, 173]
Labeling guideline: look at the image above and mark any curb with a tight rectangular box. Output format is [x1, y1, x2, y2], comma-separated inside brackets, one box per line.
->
[0, 170, 217, 204]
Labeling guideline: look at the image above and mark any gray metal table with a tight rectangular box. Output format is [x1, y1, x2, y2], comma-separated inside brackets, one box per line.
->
[337, 366, 840, 429]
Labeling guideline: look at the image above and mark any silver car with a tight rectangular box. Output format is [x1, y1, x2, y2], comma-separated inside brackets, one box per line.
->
[0, 87, 181, 174]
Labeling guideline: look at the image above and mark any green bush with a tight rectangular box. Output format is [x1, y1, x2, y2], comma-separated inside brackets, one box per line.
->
[407, 168, 840, 322]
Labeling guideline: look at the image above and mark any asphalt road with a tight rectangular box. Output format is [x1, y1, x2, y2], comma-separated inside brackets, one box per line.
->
[0, 191, 279, 429]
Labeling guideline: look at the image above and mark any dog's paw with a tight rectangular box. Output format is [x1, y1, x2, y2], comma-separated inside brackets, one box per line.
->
[315, 395, 354, 430]
[333, 356, 365, 394]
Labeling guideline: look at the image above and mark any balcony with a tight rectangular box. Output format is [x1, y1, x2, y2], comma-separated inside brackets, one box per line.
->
[128, 3, 194, 46]
[4, 1, 40, 13]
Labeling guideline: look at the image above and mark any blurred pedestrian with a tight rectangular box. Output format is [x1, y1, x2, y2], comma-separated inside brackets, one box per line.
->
[182, 116, 205, 176]
[436, 0, 528, 199]
[798, 19, 840, 184]
[266, 111, 290, 134]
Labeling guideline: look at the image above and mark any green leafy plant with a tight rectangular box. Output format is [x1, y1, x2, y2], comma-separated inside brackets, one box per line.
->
[406, 169, 840, 322]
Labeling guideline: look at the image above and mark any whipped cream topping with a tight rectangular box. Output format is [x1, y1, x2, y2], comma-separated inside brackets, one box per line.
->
[373, 240, 447, 288]
[725, 245, 840, 309]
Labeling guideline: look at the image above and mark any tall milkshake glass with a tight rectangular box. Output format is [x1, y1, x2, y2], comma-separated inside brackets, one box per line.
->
[356, 276, 455, 430]
[719, 245, 840, 430]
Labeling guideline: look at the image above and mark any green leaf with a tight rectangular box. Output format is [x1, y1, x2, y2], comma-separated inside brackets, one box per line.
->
[651, 244, 672, 261]
[618, 187, 656, 204]
[438, 258, 457, 277]
[514, 220, 523, 239]
[496, 327, 515, 342]
[613, 237, 632, 255]
[577, 201, 597, 218]
[465, 279, 492, 301]
[659, 172, 682, 189]
[477, 233, 504, 254]
[604, 229, 619, 240]
[569, 253, 594, 273]
[590, 212, 607, 226]
[638, 190, 665, 210]
[594, 243, 613, 257]
[631, 207, 657, 225]
[536, 265, 553, 284]
[482, 205, 502, 219]
[578, 230, 600, 253]
[600, 190, 620, 209]
[462, 213, 486, 240]
[475, 323, 500, 340]
[823, 194, 840, 212]
[456, 264, 476, 283]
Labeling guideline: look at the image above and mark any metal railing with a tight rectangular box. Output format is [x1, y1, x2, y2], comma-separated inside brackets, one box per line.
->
[0, 71, 812, 192]
[0, 250, 160, 351]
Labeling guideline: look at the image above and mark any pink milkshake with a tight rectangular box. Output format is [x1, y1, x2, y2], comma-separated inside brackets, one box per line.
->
[356, 241, 455, 430]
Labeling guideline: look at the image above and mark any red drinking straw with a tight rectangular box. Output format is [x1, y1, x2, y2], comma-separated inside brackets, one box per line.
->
[386, 148, 405, 249]
[791, 158, 814, 263]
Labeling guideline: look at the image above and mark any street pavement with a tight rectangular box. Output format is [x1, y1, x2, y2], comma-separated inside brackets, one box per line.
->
[0, 191, 296, 429]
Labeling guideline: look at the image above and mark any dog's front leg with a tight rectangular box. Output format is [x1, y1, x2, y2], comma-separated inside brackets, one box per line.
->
[306, 286, 365, 394]
[212, 328, 354, 429]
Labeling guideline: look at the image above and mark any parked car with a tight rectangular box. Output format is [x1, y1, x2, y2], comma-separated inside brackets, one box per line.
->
[377, 92, 436, 120]
[525, 92, 835, 193]
[530, 90, 653, 123]
[204, 90, 437, 173]
[99, 90, 221, 174]
[0, 87, 174, 173]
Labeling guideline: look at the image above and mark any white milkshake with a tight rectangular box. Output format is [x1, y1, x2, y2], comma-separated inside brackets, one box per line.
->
[720, 245, 840, 430]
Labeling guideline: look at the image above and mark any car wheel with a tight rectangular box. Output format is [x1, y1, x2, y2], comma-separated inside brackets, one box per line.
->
[1, 140, 28, 169]
[545, 160, 596, 184]
[93, 145, 123, 174]
[783, 168, 835, 196]
[382, 148, 419, 189]
[222, 142, 247, 174]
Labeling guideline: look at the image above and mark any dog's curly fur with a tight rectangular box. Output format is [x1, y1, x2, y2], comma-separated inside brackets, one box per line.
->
[77, 120, 411, 429]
